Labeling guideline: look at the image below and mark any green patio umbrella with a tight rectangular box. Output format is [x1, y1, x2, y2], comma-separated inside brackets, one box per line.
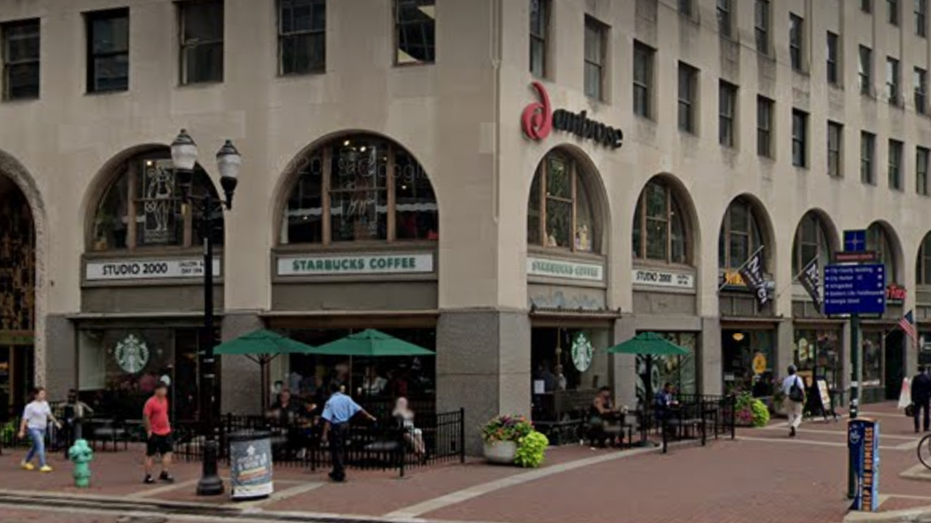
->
[606, 332, 688, 404]
[308, 329, 435, 395]
[214, 329, 318, 411]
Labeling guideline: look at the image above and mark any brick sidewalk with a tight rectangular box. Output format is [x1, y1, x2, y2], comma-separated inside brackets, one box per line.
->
[0, 402, 929, 523]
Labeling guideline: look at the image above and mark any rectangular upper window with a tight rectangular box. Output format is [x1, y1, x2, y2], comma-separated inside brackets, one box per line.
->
[755, 0, 770, 55]
[918, 0, 928, 36]
[916, 67, 927, 113]
[861, 132, 876, 185]
[859, 45, 873, 95]
[584, 17, 607, 101]
[717, 0, 733, 39]
[826, 32, 840, 86]
[86, 8, 129, 93]
[633, 41, 654, 119]
[530, 0, 549, 78]
[887, 56, 901, 104]
[719, 81, 738, 148]
[278, 0, 326, 76]
[179, 0, 224, 85]
[889, 0, 900, 25]
[863, 0, 874, 12]
[395, 0, 435, 65]
[889, 139, 904, 190]
[792, 109, 808, 168]
[678, 62, 699, 134]
[757, 96, 774, 158]
[918, 146, 930, 195]
[790, 14, 804, 72]
[827, 121, 843, 177]
[1, 19, 40, 101]
[679, 0, 694, 18]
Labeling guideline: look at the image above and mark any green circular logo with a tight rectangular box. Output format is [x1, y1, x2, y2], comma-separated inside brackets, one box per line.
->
[571, 332, 593, 372]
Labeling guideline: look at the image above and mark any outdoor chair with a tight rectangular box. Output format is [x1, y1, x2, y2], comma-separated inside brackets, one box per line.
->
[88, 418, 130, 452]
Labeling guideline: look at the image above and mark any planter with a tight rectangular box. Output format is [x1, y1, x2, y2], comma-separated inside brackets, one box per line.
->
[483, 441, 517, 465]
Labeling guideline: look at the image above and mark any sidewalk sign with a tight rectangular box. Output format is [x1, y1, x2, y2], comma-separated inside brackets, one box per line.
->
[810, 378, 837, 421]
[229, 432, 274, 500]
[848, 418, 880, 512]
[897, 377, 912, 410]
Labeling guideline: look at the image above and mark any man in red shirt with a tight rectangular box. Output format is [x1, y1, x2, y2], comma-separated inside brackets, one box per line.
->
[142, 382, 174, 484]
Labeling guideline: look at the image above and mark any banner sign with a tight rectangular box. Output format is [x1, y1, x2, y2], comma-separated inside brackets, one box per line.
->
[848, 418, 880, 512]
[278, 253, 434, 276]
[738, 248, 769, 307]
[86, 258, 221, 281]
[798, 258, 823, 312]
[632, 269, 695, 289]
[230, 435, 274, 500]
[528, 257, 604, 282]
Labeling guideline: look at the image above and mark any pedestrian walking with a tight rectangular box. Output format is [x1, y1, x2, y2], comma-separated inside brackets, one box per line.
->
[912, 365, 931, 433]
[18, 387, 61, 472]
[782, 365, 806, 437]
[142, 382, 174, 484]
[320, 382, 376, 483]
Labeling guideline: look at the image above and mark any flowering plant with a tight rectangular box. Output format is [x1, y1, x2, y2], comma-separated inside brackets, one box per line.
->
[482, 415, 534, 444]
[735, 392, 770, 427]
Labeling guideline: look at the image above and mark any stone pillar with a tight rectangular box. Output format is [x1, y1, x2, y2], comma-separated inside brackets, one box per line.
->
[220, 312, 264, 416]
[436, 310, 530, 456]
[612, 318, 637, 409]
[701, 317, 722, 395]
[44, 315, 75, 401]
[777, 320, 795, 379]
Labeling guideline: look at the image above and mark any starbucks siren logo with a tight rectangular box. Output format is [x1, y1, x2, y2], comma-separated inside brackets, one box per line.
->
[571, 332, 593, 372]
[115, 334, 149, 374]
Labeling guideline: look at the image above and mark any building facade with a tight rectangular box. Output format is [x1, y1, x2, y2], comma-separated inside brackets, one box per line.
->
[2, 0, 931, 449]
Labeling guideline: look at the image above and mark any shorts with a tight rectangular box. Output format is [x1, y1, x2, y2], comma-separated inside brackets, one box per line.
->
[146, 433, 174, 457]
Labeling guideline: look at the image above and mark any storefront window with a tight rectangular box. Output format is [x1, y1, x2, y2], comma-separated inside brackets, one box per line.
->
[862, 331, 883, 388]
[636, 332, 697, 399]
[867, 223, 898, 283]
[91, 151, 222, 251]
[917, 233, 931, 284]
[530, 327, 610, 420]
[722, 329, 774, 394]
[280, 135, 438, 245]
[920, 331, 931, 366]
[719, 198, 765, 270]
[793, 212, 832, 275]
[632, 181, 689, 264]
[527, 151, 599, 253]
[793, 329, 841, 391]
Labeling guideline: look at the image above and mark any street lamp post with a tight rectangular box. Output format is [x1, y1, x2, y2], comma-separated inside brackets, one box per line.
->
[171, 129, 241, 497]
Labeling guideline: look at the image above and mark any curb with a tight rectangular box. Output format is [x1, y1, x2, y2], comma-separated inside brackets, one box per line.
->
[844, 506, 931, 523]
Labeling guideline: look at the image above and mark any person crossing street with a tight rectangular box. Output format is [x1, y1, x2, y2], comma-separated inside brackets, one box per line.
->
[912, 365, 931, 433]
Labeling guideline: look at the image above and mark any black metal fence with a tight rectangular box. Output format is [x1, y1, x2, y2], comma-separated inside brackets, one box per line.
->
[653, 394, 737, 453]
[173, 408, 465, 477]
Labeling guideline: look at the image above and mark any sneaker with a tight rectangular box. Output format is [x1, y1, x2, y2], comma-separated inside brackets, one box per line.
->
[159, 472, 175, 483]
[144, 475, 156, 484]
[39, 466, 52, 473]
[21, 462, 34, 471]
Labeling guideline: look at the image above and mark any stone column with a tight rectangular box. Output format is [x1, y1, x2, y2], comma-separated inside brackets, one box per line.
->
[44, 315, 75, 400]
[612, 318, 637, 409]
[777, 320, 795, 379]
[701, 317, 722, 395]
[220, 312, 264, 415]
[436, 310, 530, 456]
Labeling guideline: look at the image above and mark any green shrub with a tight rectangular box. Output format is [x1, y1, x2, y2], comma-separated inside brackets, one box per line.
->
[749, 399, 771, 427]
[514, 431, 549, 468]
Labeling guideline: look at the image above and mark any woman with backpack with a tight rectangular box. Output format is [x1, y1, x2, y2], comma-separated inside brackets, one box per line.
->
[782, 365, 807, 437]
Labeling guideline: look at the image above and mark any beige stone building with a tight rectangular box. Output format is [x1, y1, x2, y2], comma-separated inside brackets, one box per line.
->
[1, 0, 931, 447]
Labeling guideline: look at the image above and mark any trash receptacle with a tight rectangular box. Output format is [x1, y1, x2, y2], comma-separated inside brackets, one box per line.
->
[229, 430, 273, 501]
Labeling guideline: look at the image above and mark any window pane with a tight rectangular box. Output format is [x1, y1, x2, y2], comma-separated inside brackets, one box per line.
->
[528, 173, 541, 245]
[282, 32, 325, 74]
[183, 1, 224, 42]
[530, 0, 547, 36]
[584, 23, 602, 64]
[6, 63, 39, 99]
[136, 159, 181, 247]
[575, 178, 594, 252]
[632, 198, 643, 258]
[584, 63, 601, 99]
[729, 203, 748, 234]
[646, 218, 667, 260]
[330, 190, 387, 242]
[546, 156, 571, 198]
[184, 43, 224, 84]
[646, 183, 667, 218]
[4, 23, 40, 62]
[545, 199, 572, 248]
[395, 148, 438, 240]
[283, 155, 324, 244]
[91, 14, 129, 54]
[670, 204, 686, 264]
[93, 55, 129, 91]
[729, 233, 749, 269]
[281, 0, 325, 33]
[92, 171, 131, 251]
[530, 38, 545, 77]
[396, 0, 436, 64]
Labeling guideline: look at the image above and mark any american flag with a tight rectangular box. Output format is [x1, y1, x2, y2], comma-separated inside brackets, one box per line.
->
[899, 310, 918, 342]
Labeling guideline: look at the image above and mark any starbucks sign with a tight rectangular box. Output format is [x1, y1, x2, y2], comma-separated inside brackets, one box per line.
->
[115, 334, 149, 374]
[278, 253, 434, 276]
[571, 332, 593, 372]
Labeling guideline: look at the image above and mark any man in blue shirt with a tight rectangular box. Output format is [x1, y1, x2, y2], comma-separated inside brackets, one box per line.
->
[321, 382, 376, 482]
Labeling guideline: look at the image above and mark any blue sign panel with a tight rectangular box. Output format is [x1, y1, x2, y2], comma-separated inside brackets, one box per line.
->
[849, 418, 880, 512]
[844, 230, 867, 252]
[823, 264, 886, 316]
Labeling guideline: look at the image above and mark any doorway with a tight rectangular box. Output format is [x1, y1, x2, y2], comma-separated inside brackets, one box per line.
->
[885, 330, 905, 400]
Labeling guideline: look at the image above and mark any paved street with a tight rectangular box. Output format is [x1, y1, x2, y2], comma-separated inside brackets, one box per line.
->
[2, 402, 931, 523]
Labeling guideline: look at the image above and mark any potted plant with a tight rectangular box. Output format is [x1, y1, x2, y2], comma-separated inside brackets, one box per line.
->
[482, 415, 533, 464]
[735, 392, 771, 428]
[515, 431, 550, 468]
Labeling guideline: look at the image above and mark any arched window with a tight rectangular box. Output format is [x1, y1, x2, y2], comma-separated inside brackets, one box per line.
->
[91, 150, 221, 251]
[280, 135, 438, 244]
[527, 151, 598, 253]
[918, 233, 931, 285]
[632, 181, 688, 264]
[792, 213, 831, 275]
[718, 198, 765, 270]
[867, 223, 897, 283]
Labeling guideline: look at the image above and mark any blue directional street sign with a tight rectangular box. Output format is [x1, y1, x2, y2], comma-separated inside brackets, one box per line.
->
[844, 230, 867, 253]
[824, 263, 886, 316]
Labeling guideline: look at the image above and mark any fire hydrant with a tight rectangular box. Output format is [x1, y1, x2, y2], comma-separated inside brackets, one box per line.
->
[68, 439, 93, 488]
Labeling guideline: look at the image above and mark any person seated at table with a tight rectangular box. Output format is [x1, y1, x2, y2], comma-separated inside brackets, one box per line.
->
[267, 389, 308, 458]
[589, 386, 621, 447]
[362, 366, 388, 396]
[392, 397, 426, 459]
[553, 365, 568, 391]
[655, 382, 678, 409]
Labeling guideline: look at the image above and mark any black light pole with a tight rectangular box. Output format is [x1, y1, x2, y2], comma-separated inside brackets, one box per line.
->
[171, 129, 241, 497]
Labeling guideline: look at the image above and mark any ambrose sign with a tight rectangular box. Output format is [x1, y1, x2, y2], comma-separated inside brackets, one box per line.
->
[521, 82, 623, 149]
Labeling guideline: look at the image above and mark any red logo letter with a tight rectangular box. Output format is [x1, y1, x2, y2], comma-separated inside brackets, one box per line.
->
[521, 82, 552, 141]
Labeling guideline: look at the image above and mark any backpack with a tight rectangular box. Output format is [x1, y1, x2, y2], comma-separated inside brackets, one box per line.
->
[789, 377, 805, 402]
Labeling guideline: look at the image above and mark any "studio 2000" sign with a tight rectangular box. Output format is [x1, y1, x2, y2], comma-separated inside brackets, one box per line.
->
[521, 82, 624, 149]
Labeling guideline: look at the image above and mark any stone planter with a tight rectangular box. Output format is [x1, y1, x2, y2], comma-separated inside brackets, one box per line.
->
[483, 440, 517, 465]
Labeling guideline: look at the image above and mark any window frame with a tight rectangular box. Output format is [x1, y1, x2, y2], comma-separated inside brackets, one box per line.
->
[178, 0, 225, 86]
[918, 234, 931, 284]
[678, 0, 694, 18]
[793, 213, 830, 276]
[755, 0, 770, 55]
[916, 66, 928, 113]
[719, 200, 765, 271]
[678, 62, 699, 135]
[633, 181, 689, 265]
[861, 131, 877, 185]
[889, 0, 900, 25]
[633, 41, 654, 119]
[85, 8, 130, 94]
[529, 0, 549, 78]
[887, 56, 901, 105]
[1, 18, 40, 101]
[918, 146, 930, 195]
[277, 0, 327, 76]
[394, 0, 436, 66]
[528, 152, 598, 254]
[719, 80, 737, 148]
[859, 45, 873, 96]
[826, 32, 840, 86]
[791, 109, 808, 168]
[889, 139, 904, 191]
[757, 96, 774, 158]
[789, 14, 805, 73]
[827, 121, 843, 178]
[868, 224, 898, 283]
[864, 0, 874, 13]
[717, 0, 733, 39]
[918, 0, 928, 36]
[583, 16, 607, 102]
